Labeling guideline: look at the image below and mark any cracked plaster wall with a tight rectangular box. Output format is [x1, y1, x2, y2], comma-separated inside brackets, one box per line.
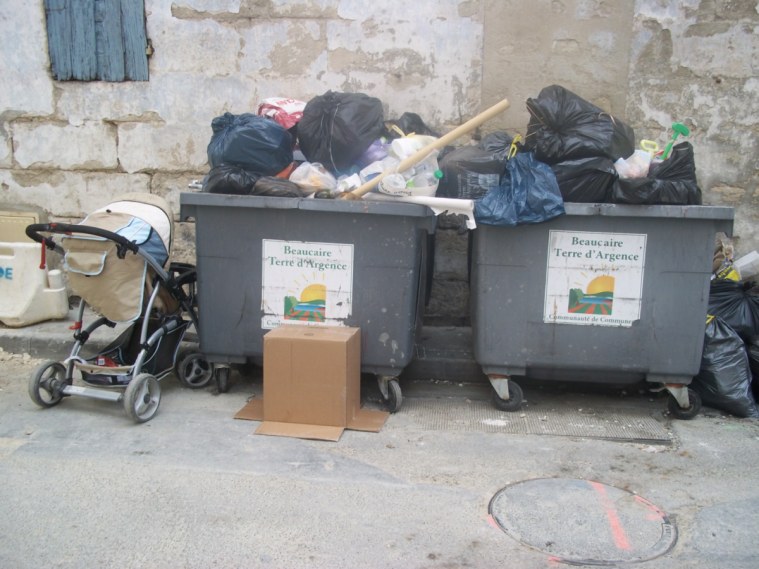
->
[0, 0, 757, 324]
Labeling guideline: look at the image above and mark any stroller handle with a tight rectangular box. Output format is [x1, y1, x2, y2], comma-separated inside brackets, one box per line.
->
[26, 222, 140, 258]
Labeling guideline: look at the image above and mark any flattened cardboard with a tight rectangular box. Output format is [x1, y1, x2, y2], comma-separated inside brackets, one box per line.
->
[255, 421, 344, 442]
[234, 325, 388, 441]
[234, 398, 264, 421]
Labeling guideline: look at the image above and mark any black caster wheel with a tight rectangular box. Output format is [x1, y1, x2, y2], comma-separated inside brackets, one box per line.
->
[667, 388, 702, 420]
[385, 379, 402, 413]
[215, 367, 231, 394]
[176, 351, 214, 389]
[492, 381, 524, 412]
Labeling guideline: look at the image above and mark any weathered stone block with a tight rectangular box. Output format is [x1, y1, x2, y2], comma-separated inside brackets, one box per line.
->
[0, 4, 54, 118]
[119, 123, 209, 173]
[172, 221, 198, 265]
[433, 228, 470, 281]
[0, 170, 150, 218]
[13, 122, 118, 170]
[151, 171, 207, 220]
[148, 18, 241, 75]
[0, 125, 11, 169]
[425, 279, 470, 326]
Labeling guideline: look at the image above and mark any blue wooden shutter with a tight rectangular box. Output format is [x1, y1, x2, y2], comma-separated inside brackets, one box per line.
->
[45, 0, 149, 81]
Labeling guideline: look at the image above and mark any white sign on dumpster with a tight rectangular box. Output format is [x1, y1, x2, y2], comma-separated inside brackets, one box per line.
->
[261, 239, 354, 329]
[544, 230, 647, 327]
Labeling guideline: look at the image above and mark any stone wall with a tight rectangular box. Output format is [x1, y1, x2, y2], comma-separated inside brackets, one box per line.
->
[1, 0, 757, 325]
[626, 0, 759, 252]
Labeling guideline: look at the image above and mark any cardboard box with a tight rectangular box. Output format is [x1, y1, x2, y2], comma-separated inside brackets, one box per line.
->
[235, 325, 389, 441]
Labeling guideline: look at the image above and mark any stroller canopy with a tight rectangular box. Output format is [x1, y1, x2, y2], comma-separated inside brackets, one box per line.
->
[91, 193, 174, 266]
[62, 193, 175, 323]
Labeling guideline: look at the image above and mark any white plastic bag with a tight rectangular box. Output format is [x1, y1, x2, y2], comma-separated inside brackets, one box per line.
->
[614, 149, 652, 179]
[289, 162, 337, 193]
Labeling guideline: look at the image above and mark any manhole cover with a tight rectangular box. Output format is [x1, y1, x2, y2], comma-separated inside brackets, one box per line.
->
[489, 478, 677, 565]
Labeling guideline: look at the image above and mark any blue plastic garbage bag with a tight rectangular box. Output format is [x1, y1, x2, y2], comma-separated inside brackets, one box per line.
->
[207, 112, 293, 176]
[474, 152, 565, 226]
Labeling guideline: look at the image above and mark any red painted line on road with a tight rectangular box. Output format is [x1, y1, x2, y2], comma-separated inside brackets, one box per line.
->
[634, 494, 668, 521]
[589, 481, 631, 551]
[486, 514, 500, 529]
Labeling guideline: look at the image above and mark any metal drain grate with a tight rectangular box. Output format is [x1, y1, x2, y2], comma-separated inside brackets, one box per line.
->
[394, 398, 672, 444]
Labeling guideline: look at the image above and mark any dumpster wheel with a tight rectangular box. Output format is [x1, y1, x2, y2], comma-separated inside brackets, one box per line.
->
[215, 366, 231, 394]
[666, 386, 702, 420]
[489, 375, 524, 412]
[378, 376, 402, 413]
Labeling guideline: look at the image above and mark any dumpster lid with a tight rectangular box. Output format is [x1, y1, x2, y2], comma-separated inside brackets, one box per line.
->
[180, 191, 437, 223]
[564, 203, 734, 221]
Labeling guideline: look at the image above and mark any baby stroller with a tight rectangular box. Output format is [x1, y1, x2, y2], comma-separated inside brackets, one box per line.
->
[25, 193, 214, 423]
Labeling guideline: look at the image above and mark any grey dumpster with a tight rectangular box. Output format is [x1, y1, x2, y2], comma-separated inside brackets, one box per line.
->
[180, 192, 435, 411]
[470, 202, 734, 419]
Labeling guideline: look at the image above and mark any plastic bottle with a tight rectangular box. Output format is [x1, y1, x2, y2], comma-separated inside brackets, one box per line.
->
[360, 156, 400, 183]
[406, 170, 443, 195]
[411, 151, 441, 175]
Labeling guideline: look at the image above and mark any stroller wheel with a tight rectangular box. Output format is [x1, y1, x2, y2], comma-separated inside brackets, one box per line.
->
[176, 351, 214, 389]
[29, 360, 67, 408]
[124, 373, 161, 423]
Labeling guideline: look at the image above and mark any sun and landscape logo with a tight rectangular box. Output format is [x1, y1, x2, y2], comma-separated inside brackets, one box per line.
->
[568, 275, 615, 315]
[284, 283, 327, 322]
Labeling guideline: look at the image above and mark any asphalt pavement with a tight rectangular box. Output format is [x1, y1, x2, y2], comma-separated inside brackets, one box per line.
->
[1, 315, 759, 568]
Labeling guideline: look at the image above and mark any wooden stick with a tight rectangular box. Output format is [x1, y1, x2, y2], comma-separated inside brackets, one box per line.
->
[341, 98, 510, 200]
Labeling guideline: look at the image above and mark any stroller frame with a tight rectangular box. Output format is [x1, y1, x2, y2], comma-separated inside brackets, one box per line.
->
[26, 217, 213, 423]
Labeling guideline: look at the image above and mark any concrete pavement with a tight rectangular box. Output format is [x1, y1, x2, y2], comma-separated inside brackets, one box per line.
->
[1, 314, 759, 568]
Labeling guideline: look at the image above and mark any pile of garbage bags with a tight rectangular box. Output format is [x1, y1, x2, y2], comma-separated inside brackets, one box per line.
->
[693, 234, 759, 418]
[200, 85, 702, 226]
[202, 92, 443, 200]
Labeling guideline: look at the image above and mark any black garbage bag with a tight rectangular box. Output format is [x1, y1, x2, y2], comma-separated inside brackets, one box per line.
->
[551, 157, 618, 203]
[525, 84, 635, 164]
[202, 164, 260, 195]
[747, 336, 759, 400]
[692, 317, 759, 418]
[207, 113, 293, 175]
[385, 112, 440, 138]
[437, 146, 506, 200]
[474, 152, 564, 226]
[611, 142, 702, 205]
[252, 177, 306, 198]
[479, 131, 513, 162]
[707, 278, 759, 340]
[298, 91, 384, 175]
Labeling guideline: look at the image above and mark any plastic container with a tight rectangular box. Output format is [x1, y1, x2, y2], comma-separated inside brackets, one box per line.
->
[360, 156, 400, 183]
[405, 169, 443, 197]
[0, 243, 69, 327]
[180, 192, 436, 411]
[469, 203, 734, 418]
[378, 173, 409, 196]
[734, 250, 759, 280]
[389, 135, 437, 161]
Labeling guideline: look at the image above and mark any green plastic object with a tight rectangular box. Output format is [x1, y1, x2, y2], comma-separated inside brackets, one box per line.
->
[661, 122, 690, 160]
